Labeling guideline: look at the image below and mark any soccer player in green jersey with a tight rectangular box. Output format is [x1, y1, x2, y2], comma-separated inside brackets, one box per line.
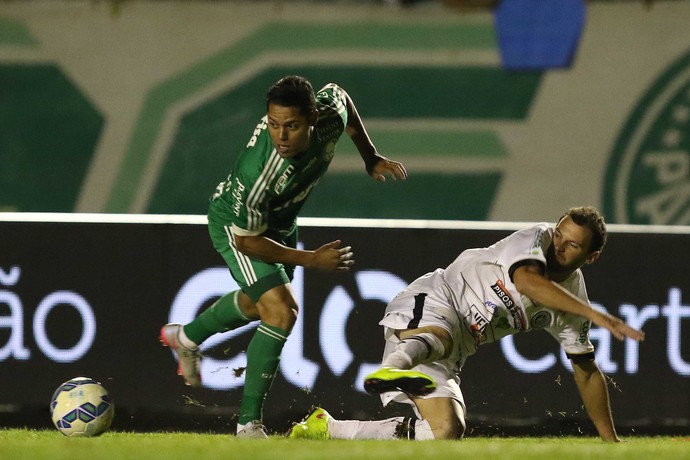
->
[160, 75, 407, 437]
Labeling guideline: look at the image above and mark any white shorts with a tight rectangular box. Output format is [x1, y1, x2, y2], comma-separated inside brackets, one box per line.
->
[378, 288, 467, 416]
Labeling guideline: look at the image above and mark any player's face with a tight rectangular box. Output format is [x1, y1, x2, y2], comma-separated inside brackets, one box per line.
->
[546, 215, 600, 274]
[266, 103, 316, 158]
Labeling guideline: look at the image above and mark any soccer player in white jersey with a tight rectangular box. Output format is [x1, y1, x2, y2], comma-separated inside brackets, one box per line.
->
[160, 75, 407, 438]
[289, 207, 645, 442]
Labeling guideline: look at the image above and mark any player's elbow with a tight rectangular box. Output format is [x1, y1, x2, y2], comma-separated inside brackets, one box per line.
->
[513, 260, 551, 296]
[512, 267, 540, 297]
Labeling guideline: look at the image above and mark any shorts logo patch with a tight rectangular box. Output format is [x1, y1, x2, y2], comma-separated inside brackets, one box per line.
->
[604, 48, 690, 224]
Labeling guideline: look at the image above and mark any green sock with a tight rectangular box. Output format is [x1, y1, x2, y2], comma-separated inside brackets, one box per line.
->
[238, 322, 289, 425]
[183, 290, 252, 345]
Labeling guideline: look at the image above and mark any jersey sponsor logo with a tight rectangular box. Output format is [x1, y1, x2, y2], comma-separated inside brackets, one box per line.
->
[578, 319, 591, 344]
[491, 280, 526, 330]
[231, 179, 245, 217]
[246, 116, 268, 148]
[274, 165, 295, 194]
[467, 304, 490, 345]
[273, 180, 319, 212]
[530, 228, 545, 255]
[529, 309, 553, 329]
[484, 300, 498, 310]
[316, 121, 342, 144]
[604, 49, 690, 224]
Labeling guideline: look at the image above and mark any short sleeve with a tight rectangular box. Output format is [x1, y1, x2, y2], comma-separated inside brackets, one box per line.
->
[498, 224, 550, 281]
[315, 83, 348, 127]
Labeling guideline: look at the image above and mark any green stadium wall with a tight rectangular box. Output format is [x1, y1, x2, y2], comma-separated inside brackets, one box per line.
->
[1, 1, 690, 224]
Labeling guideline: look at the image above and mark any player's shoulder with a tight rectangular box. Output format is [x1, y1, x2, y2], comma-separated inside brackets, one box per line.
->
[493, 222, 551, 259]
[527, 221, 551, 232]
[235, 131, 274, 173]
[505, 222, 551, 241]
[316, 82, 344, 97]
[316, 83, 347, 110]
[519, 222, 552, 240]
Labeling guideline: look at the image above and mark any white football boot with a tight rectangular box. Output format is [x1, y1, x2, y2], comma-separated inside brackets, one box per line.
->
[160, 323, 202, 387]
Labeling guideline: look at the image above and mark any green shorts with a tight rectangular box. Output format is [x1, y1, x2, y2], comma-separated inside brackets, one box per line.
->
[207, 219, 297, 303]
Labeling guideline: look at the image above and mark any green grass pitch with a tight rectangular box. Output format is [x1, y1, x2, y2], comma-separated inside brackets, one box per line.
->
[1, 429, 688, 460]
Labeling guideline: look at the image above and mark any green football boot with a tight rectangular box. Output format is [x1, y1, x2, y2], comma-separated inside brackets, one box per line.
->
[288, 407, 332, 439]
[363, 367, 437, 396]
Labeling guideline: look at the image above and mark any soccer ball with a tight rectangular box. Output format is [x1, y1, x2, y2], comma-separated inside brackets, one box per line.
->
[50, 377, 114, 437]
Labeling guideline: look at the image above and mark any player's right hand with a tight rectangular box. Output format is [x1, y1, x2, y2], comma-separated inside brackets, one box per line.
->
[311, 240, 354, 271]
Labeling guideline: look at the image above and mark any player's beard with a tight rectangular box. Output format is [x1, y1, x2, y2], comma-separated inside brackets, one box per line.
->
[545, 243, 570, 279]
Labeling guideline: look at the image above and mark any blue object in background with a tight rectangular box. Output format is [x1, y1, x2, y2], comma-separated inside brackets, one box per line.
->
[495, 0, 586, 70]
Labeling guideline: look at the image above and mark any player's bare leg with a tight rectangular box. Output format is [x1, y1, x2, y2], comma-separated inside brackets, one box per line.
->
[412, 396, 466, 440]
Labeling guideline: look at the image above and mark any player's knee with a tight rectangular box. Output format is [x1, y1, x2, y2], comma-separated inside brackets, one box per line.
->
[256, 287, 299, 330]
[425, 417, 465, 440]
[418, 401, 466, 440]
[269, 305, 297, 331]
[256, 301, 297, 331]
[444, 418, 467, 440]
[414, 382, 467, 441]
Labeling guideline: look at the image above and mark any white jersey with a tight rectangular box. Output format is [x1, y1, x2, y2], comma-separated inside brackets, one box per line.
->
[380, 223, 595, 372]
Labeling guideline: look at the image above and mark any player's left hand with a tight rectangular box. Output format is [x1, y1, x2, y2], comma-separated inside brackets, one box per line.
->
[366, 155, 408, 182]
[592, 310, 645, 342]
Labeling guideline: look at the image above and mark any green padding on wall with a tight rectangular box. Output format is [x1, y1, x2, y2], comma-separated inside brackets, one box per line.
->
[299, 172, 501, 220]
[298, 66, 542, 119]
[150, 66, 532, 215]
[0, 65, 103, 212]
[108, 21, 501, 212]
[336, 130, 507, 157]
[0, 17, 38, 46]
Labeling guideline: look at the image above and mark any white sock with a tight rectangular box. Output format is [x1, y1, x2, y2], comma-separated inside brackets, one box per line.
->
[382, 345, 415, 369]
[236, 421, 259, 433]
[413, 418, 435, 440]
[382, 333, 445, 369]
[177, 327, 198, 350]
[328, 417, 434, 440]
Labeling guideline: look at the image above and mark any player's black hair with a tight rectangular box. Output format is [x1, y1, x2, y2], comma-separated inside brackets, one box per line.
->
[560, 206, 608, 253]
[265, 75, 317, 117]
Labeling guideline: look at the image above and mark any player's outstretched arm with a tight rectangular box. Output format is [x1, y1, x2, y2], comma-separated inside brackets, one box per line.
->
[572, 360, 620, 442]
[513, 264, 645, 341]
[365, 154, 408, 183]
[234, 234, 354, 271]
[342, 90, 407, 182]
[589, 309, 645, 342]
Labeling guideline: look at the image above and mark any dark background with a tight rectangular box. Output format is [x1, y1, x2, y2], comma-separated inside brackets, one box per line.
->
[1, 219, 688, 436]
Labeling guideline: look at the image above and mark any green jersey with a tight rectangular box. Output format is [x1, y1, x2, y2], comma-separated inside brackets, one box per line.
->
[209, 83, 348, 238]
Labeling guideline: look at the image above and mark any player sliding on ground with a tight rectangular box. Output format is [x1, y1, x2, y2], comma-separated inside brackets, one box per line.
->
[289, 207, 645, 442]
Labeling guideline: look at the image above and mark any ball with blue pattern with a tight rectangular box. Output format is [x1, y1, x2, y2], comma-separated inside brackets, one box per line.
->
[50, 377, 114, 437]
